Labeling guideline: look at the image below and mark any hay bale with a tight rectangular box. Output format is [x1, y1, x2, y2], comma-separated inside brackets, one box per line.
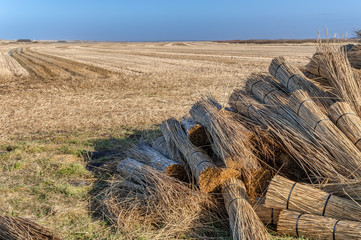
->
[126, 142, 186, 178]
[189, 97, 261, 177]
[278, 209, 361, 240]
[269, 56, 334, 110]
[0, 216, 61, 240]
[253, 198, 281, 226]
[151, 136, 170, 158]
[162, 118, 239, 192]
[288, 90, 361, 178]
[265, 175, 361, 222]
[222, 178, 269, 240]
[180, 116, 210, 148]
[328, 101, 361, 151]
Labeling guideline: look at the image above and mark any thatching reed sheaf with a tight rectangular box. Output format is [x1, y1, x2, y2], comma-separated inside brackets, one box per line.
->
[305, 44, 361, 116]
[107, 158, 216, 239]
[344, 44, 361, 69]
[180, 116, 210, 148]
[277, 209, 361, 240]
[288, 90, 361, 178]
[161, 118, 239, 193]
[222, 178, 269, 240]
[0, 215, 61, 240]
[126, 142, 185, 178]
[320, 180, 361, 202]
[160, 121, 184, 164]
[253, 198, 281, 226]
[189, 97, 261, 177]
[229, 90, 343, 182]
[152, 136, 170, 158]
[265, 175, 361, 222]
[328, 101, 361, 151]
[269, 56, 335, 110]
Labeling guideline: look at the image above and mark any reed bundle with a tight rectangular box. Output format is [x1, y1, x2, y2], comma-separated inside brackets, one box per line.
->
[152, 136, 170, 158]
[306, 44, 361, 116]
[126, 142, 185, 178]
[253, 198, 281, 226]
[162, 118, 239, 192]
[189, 97, 261, 177]
[269, 56, 334, 109]
[265, 175, 361, 222]
[180, 116, 210, 148]
[222, 178, 269, 240]
[229, 90, 343, 181]
[344, 44, 361, 69]
[288, 90, 361, 178]
[105, 158, 214, 239]
[160, 121, 184, 164]
[321, 180, 361, 202]
[0, 215, 61, 240]
[328, 101, 361, 151]
[278, 209, 361, 240]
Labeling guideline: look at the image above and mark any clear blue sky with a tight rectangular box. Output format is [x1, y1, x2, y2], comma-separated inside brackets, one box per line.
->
[1, 0, 361, 41]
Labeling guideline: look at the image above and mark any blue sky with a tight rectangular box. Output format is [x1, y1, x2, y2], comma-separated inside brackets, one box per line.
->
[0, 0, 361, 41]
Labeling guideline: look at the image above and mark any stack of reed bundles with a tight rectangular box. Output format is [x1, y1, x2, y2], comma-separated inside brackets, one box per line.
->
[180, 116, 210, 148]
[189, 97, 261, 177]
[305, 45, 361, 116]
[288, 90, 361, 178]
[151, 136, 170, 158]
[253, 198, 281, 226]
[277, 209, 361, 240]
[265, 175, 361, 222]
[0, 216, 61, 240]
[222, 178, 269, 240]
[328, 101, 361, 151]
[126, 142, 186, 178]
[161, 118, 239, 193]
[229, 90, 343, 182]
[269, 56, 335, 110]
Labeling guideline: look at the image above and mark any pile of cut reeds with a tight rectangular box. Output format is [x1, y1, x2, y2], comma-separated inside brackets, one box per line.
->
[112, 41, 361, 239]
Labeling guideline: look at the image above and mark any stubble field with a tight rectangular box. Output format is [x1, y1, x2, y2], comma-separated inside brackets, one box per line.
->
[0, 41, 316, 239]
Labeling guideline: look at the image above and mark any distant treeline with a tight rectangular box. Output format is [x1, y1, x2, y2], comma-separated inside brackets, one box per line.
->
[214, 39, 359, 44]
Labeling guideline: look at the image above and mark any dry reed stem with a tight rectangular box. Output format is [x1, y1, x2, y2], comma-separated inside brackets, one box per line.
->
[328, 101, 361, 151]
[278, 209, 361, 240]
[265, 175, 361, 222]
[270, 56, 334, 110]
[222, 178, 269, 240]
[189, 97, 261, 177]
[0, 215, 61, 240]
[288, 90, 361, 178]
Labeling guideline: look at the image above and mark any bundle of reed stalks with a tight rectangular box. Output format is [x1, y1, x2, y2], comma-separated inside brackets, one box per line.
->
[344, 44, 361, 69]
[160, 121, 184, 164]
[106, 158, 215, 239]
[161, 118, 239, 193]
[152, 136, 170, 158]
[305, 44, 361, 116]
[229, 90, 343, 182]
[269, 56, 334, 110]
[180, 116, 210, 148]
[321, 180, 361, 202]
[288, 90, 361, 178]
[253, 198, 281, 226]
[126, 142, 186, 178]
[222, 178, 269, 240]
[278, 209, 361, 240]
[0, 215, 61, 240]
[265, 175, 361, 222]
[328, 101, 361, 151]
[189, 97, 261, 177]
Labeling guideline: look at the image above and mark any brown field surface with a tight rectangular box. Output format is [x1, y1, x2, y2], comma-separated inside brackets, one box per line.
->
[0, 41, 319, 239]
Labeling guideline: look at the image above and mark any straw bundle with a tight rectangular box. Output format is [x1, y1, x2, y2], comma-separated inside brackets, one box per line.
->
[328, 101, 361, 151]
[278, 209, 361, 240]
[160, 121, 184, 164]
[0, 216, 61, 240]
[265, 175, 361, 222]
[152, 136, 170, 158]
[288, 90, 361, 178]
[253, 198, 281, 226]
[105, 158, 214, 239]
[126, 142, 185, 178]
[269, 56, 334, 109]
[162, 118, 239, 192]
[344, 44, 361, 69]
[180, 117, 210, 148]
[222, 178, 269, 240]
[321, 180, 361, 202]
[189, 97, 261, 177]
[306, 45, 361, 116]
[229, 90, 343, 181]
